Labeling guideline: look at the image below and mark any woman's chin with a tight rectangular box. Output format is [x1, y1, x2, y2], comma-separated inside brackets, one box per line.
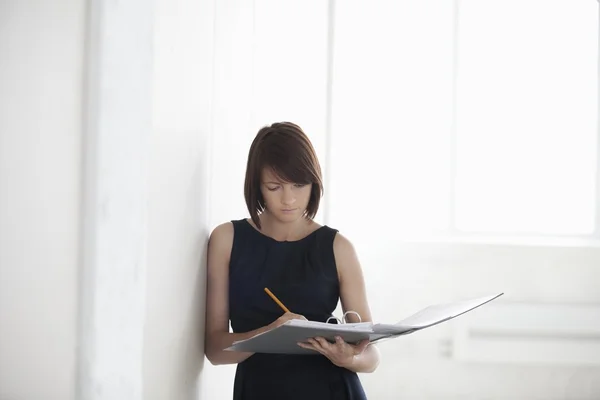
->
[274, 210, 301, 222]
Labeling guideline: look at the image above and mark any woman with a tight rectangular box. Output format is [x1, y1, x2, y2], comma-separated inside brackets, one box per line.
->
[205, 122, 379, 399]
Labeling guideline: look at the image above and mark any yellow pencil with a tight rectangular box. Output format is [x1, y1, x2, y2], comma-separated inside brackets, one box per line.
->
[264, 287, 291, 313]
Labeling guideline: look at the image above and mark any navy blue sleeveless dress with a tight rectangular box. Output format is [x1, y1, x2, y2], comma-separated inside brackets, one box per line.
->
[228, 218, 368, 400]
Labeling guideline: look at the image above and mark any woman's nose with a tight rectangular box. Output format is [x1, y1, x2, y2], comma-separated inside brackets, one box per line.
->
[281, 187, 296, 205]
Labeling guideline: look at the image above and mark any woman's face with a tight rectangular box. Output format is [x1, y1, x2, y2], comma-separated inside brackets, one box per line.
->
[260, 167, 312, 223]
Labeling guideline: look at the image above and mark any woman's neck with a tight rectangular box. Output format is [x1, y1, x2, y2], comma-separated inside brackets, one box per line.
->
[258, 211, 314, 242]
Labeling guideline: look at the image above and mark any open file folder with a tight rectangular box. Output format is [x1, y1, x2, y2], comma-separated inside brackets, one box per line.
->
[226, 293, 503, 355]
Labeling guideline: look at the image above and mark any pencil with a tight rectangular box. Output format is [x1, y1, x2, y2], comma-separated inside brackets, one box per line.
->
[264, 287, 291, 313]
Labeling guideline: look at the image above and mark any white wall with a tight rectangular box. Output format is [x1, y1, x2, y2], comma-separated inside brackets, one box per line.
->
[1, 1, 211, 399]
[0, 1, 85, 399]
[80, 0, 212, 398]
[143, 0, 213, 398]
[351, 241, 600, 399]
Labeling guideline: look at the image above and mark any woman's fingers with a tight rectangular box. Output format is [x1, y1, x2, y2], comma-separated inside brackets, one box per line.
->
[273, 312, 307, 328]
[282, 312, 306, 321]
[314, 336, 331, 349]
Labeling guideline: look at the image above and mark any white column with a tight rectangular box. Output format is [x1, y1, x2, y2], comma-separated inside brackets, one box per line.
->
[596, 0, 600, 236]
[143, 0, 215, 398]
[78, 0, 154, 399]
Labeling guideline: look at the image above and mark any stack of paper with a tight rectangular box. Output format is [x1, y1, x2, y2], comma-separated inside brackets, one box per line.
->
[226, 293, 503, 354]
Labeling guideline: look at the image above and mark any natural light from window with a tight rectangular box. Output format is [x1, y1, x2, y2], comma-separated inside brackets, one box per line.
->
[455, 0, 598, 236]
[328, 0, 599, 241]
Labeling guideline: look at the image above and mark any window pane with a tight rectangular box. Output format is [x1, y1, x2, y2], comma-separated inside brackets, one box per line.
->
[455, 0, 598, 235]
[329, 0, 455, 240]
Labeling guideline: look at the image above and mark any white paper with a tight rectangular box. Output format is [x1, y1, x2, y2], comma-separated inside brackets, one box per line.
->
[226, 293, 503, 354]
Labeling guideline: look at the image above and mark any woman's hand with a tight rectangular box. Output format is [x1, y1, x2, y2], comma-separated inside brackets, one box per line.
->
[269, 312, 307, 329]
[297, 336, 370, 369]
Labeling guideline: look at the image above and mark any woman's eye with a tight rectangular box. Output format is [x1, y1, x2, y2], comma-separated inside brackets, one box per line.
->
[294, 183, 306, 188]
[267, 187, 279, 191]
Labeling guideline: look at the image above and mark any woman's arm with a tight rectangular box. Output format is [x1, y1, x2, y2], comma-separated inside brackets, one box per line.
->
[333, 233, 380, 373]
[297, 232, 380, 372]
[204, 222, 252, 365]
[204, 222, 305, 365]
[205, 222, 285, 365]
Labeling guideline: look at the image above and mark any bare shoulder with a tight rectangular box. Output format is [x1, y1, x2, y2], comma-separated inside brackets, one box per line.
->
[333, 231, 357, 257]
[208, 222, 234, 260]
[210, 221, 234, 241]
[332, 232, 362, 277]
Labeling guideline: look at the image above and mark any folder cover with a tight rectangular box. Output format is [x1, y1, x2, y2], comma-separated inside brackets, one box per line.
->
[226, 293, 503, 354]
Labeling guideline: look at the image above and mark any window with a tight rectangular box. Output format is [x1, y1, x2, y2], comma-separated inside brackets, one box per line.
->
[328, 0, 599, 240]
[455, 0, 598, 236]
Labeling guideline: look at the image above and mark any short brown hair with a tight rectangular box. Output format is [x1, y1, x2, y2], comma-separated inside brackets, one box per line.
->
[244, 122, 323, 229]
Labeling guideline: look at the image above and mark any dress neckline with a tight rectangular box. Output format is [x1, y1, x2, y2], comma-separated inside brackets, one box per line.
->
[243, 218, 327, 243]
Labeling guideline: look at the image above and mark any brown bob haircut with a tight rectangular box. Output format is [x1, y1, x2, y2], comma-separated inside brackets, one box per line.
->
[244, 122, 323, 230]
